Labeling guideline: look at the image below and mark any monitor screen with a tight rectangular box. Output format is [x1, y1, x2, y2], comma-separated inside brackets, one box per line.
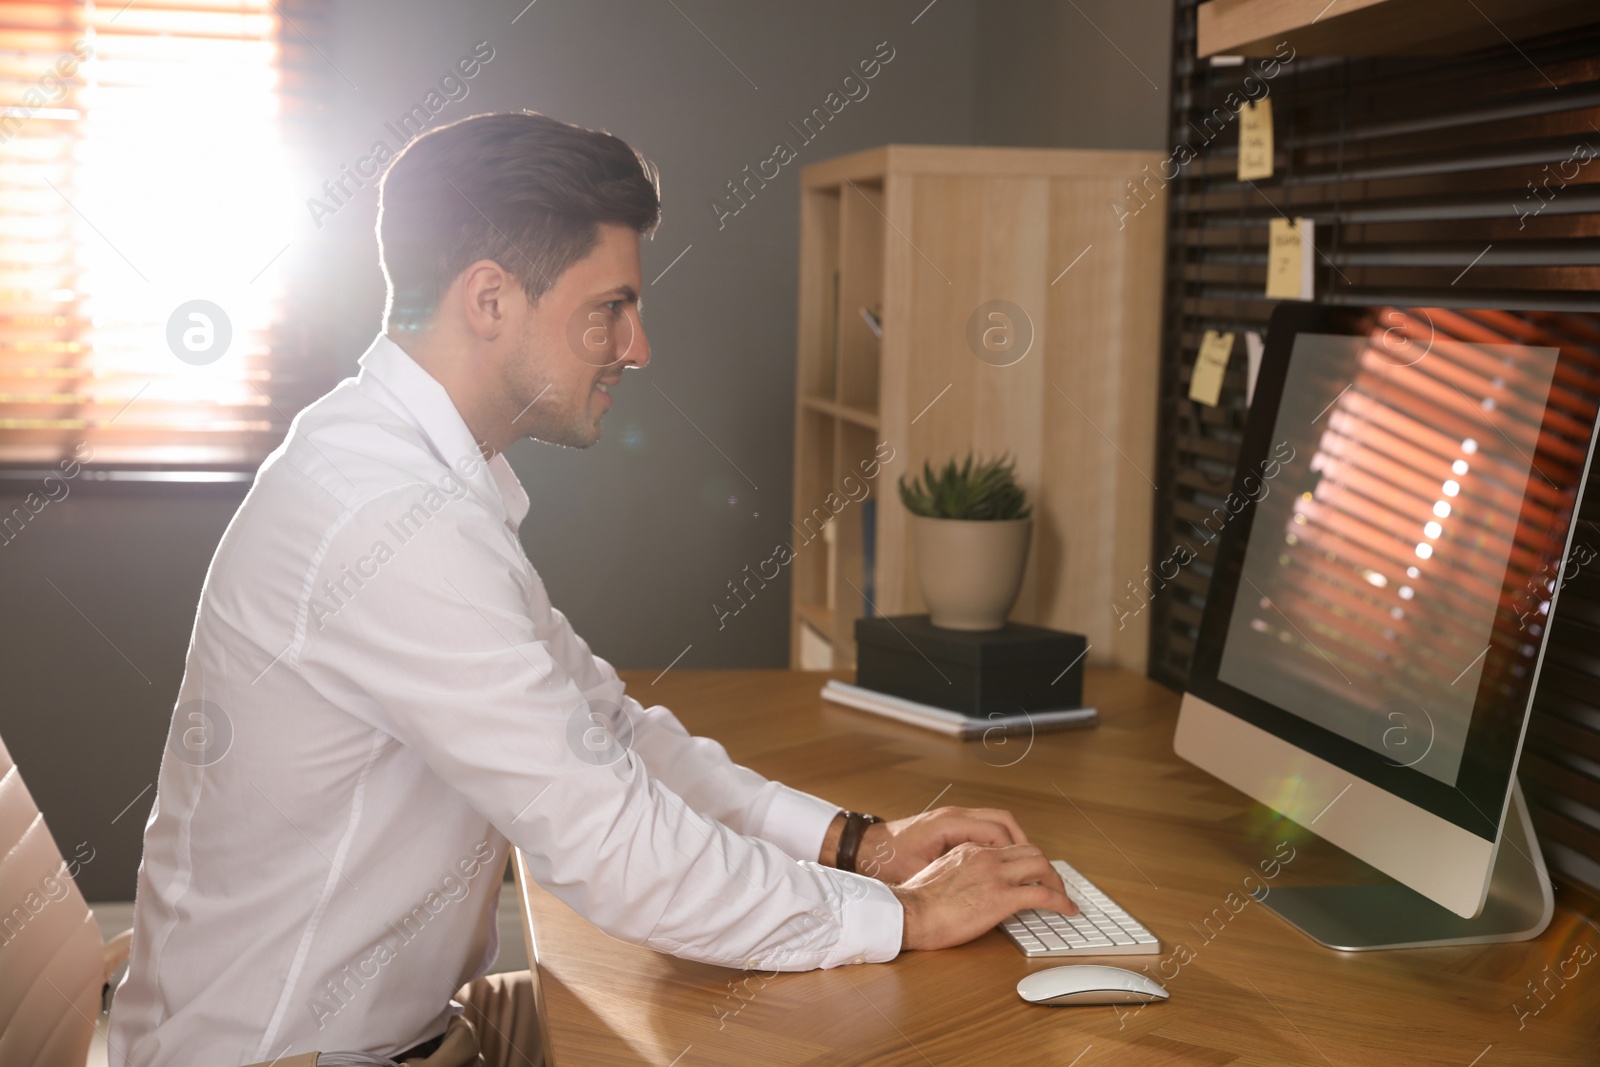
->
[1217, 329, 1558, 788]
[1187, 305, 1600, 839]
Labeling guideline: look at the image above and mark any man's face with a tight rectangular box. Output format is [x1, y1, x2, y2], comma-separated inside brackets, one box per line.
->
[506, 223, 649, 449]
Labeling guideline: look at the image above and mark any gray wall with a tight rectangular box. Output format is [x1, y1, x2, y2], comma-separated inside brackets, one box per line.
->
[0, 0, 1171, 903]
[312, 0, 980, 672]
[974, 0, 1173, 149]
[0, 487, 246, 903]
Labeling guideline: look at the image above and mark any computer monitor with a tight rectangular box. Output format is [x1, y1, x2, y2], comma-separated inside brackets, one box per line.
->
[1175, 302, 1600, 950]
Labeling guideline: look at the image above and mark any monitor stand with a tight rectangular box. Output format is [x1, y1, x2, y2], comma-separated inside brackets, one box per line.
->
[1260, 782, 1555, 951]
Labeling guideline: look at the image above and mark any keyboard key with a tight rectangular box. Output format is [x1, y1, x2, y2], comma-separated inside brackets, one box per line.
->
[1001, 858, 1159, 959]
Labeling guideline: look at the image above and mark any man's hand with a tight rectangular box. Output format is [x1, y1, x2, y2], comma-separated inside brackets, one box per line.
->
[854, 806, 1038, 886]
[891, 842, 1079, 950]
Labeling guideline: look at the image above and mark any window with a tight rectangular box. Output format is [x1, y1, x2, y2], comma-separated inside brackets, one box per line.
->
[0, 0, 329, 473]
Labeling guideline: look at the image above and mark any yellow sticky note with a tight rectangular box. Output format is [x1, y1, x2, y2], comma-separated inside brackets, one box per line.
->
[1189, 329, 1234, 407]
[1267, 216, 1315, 300]
[1238, 98, 1274, 181]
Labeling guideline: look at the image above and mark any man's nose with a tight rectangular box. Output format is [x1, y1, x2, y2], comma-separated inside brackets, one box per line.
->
[622, 308, 650, 369]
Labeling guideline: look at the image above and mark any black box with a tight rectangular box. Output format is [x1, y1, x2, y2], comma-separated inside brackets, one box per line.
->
[854, 615, 1087, 717]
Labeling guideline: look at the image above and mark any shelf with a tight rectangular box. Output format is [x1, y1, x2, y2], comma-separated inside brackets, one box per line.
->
[1197, 0, 1597, 58]
[789, 144, 1165, 674]
[800, 396, 881, 430]
[794, 601, 833, 635]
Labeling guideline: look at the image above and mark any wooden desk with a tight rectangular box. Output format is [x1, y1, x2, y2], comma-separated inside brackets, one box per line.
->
[515, 669, 1600, 1066]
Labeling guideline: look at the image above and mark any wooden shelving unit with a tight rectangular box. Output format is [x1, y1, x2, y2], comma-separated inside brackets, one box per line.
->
[1196, 0, 1596, 58]
[789, 145, 1166, 673]
[799, 396, 880, 430]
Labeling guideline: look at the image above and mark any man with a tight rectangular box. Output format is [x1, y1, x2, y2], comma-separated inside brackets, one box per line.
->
[110, 111, 1073, 1067]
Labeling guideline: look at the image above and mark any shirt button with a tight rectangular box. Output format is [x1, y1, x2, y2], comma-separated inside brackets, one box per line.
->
[850, 955, 866, 965]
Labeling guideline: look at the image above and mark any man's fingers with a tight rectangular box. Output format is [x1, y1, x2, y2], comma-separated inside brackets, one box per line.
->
[971, 807, 1029, 846]
[920, 806, 1045, 868]
[933, 814, 1013, 850]
[954, 807, 1024, 847]
[996, 853, 1077, 916]
[900, 842, 1086, 950]
[994, 846, 1076, 913]
[1026, 856, 1069, 899]
[1010, 881, 1078, 917]
[994, 846, 1054, 882]
[1033, 854, 1069, 897]
[916, 813, 1078, 917]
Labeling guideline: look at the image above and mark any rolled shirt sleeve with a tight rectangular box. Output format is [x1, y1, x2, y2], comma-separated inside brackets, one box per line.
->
[296, 485, 902, 970]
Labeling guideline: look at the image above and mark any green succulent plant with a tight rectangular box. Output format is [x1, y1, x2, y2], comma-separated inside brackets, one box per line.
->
[898, 452, 1032, 521]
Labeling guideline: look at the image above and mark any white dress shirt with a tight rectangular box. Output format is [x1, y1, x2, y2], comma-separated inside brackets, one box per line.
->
[109, 334, 902, 1067]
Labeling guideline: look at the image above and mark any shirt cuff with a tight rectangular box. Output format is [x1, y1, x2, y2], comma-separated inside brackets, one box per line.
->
[758, 783, 841, 862]
[824, 873, 903, 967]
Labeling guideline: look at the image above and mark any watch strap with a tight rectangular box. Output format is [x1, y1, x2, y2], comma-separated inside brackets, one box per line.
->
[835, 811, 882, 874]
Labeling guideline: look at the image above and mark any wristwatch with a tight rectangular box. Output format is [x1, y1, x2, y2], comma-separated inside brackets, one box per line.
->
[835, 811, 883, 874]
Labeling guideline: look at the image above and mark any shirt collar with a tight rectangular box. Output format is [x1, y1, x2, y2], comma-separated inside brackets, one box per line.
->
[356, 333, 531, 531]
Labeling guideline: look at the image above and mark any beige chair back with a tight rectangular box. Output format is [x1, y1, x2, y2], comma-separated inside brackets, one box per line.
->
[0, 733, 106, 1067]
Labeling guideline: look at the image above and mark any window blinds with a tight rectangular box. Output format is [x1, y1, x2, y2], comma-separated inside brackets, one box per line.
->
[1156, 3, 1600, 894]
[0, 0, 330, 472]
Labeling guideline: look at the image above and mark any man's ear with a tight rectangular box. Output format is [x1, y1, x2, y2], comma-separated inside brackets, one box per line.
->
[459, 259, 514, 340]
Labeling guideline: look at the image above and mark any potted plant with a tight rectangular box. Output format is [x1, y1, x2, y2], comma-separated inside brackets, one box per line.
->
[898, 452, 1033, 631]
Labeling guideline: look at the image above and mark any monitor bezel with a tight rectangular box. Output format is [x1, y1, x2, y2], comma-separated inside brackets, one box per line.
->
[1185, 301, 1599, 842]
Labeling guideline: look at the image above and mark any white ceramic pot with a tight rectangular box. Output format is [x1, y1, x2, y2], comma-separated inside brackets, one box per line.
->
[910, 515, 1033, 631]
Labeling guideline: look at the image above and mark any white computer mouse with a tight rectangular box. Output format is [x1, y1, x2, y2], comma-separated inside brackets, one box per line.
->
[1016, 965, 1169, 1006]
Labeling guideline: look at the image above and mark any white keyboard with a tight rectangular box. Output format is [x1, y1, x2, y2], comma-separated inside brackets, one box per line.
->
[1000, 860, 1160, 957]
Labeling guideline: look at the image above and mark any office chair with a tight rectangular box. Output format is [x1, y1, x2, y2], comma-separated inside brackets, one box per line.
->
[0, 733, 131, 1067]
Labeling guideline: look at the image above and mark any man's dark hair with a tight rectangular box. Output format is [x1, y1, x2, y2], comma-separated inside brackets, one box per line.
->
[377, 111, 661, 331]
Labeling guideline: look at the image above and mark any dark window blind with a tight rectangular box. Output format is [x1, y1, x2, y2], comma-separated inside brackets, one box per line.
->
[1156, 3, 1600, 894]
[0, 0, 332, 472]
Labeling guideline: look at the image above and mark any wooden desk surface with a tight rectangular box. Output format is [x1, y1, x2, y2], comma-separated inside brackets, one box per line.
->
[515, 669, 1600, 1067]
